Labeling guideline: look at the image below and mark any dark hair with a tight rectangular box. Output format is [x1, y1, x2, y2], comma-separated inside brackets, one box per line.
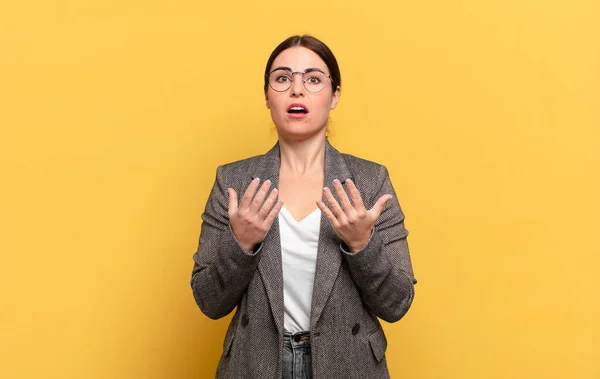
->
[263, 35, 341, 94]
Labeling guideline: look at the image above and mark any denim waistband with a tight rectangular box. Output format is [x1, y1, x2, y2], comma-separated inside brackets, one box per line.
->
[283, 331, 311, 346]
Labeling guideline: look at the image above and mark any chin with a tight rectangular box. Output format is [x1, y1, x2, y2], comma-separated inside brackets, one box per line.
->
[276, 124, 326, 141]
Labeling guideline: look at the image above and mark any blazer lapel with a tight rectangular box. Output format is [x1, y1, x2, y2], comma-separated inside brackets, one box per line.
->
[250, 140, 353, 333]
[252, 142, 284, 333]
[310, 140, 353, 330]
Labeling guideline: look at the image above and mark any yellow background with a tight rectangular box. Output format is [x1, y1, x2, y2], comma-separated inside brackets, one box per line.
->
[1, 0, 599, 378]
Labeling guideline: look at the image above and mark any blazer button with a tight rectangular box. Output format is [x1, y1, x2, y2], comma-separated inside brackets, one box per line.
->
[241, 314, 249, 327]
[352, 323, 360, 335]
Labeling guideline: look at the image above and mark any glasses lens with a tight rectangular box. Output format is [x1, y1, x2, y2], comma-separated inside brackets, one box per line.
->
[269, 69, 293, 92]
[303, 71, 328, 93]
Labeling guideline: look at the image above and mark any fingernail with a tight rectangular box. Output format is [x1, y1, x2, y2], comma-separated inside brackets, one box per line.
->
[272, 188, 278, 193]
[333, 179, 340, 184]
[265, 179, 271, 185]
[323, 187, 328, 192]
[254, 177, 260, 182]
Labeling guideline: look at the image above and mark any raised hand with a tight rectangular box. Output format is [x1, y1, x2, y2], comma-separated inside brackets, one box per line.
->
[228, 178, 283, 253]
[317, 178, 392, 253]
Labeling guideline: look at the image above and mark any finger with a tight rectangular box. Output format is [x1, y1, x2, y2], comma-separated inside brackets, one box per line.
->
[227, 188, 238, 218]
[250, 179, 272, 213]
[332, 179, 353, 214]
[240, 177, 261, 210]
[323, 187, 346, 221]
[263, 199, 284, 228]
[316, 200, 340, 228]
[344, 179, 365, 210]
[371, 194, 393, 218]
[258, 188, 278, 220]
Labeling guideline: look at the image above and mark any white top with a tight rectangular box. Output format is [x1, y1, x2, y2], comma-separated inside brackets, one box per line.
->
[278, 205, 321, 333]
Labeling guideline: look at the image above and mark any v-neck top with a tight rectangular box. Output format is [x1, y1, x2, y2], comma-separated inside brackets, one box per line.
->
[278, 205, 321, 333]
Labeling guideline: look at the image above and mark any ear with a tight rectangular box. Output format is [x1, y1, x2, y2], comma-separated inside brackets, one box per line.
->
[330, 85, 341, 110]
[265, 93, 270, 109]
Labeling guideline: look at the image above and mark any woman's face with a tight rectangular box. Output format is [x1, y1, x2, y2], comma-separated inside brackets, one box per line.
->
[265, 46, 341, 141]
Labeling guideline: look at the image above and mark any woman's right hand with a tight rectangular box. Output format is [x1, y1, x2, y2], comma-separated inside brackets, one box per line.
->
[228, 178, 283, 253]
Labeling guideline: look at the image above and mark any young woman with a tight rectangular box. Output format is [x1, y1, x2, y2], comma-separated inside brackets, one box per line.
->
[191, 34, 417, 379]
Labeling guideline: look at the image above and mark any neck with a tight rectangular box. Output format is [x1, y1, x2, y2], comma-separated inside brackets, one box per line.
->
[278, 134, 326, 176]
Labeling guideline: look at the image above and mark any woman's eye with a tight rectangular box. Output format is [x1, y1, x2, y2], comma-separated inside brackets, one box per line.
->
[307, 76, 321, 84]
[276, 76, 291, 83]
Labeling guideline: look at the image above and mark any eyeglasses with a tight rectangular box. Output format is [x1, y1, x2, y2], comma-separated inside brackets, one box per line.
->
[267, 68, 332, 93]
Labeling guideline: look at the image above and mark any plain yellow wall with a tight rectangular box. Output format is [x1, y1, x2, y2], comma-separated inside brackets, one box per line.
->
[1, 0, 599, 378]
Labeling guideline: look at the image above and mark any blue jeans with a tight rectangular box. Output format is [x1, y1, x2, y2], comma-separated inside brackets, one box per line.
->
[282, 331, 312, 379]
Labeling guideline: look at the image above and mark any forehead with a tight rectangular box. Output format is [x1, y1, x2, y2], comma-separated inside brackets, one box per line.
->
[270, 46, 328, 73]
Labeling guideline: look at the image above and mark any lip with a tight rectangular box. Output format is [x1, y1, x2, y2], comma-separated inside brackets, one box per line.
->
[288, 112, 308, 119]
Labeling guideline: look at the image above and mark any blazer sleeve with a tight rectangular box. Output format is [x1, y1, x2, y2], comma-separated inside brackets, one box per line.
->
[341, 165, 417, 323]
[190, 166, 262, 320]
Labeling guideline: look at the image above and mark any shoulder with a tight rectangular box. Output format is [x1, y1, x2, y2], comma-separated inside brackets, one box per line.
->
[208, 154, 264, 191]
[340, 152, 388, 180]
[217, 154, 262, 175]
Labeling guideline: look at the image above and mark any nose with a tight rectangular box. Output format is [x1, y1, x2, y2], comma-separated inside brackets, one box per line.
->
[290, 72, 305, 97]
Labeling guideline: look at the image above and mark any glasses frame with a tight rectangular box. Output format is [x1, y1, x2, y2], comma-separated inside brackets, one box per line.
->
[266, 68, 333, 94]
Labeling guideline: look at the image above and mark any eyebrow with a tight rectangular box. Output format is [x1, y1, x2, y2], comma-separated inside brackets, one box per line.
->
[270, 66, 326, 73]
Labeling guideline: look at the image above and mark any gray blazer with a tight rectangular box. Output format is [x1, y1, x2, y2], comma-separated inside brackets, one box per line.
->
[191, 140, 417, 379]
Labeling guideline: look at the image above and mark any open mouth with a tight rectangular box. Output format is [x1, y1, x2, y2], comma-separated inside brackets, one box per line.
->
[287, 104, 309, 114]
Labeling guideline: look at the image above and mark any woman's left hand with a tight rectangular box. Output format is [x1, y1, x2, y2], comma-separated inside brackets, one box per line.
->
[317, 178, 392, 253]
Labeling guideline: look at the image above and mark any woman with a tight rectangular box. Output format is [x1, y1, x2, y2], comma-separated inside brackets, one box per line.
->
[191, 35, 417, 379]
